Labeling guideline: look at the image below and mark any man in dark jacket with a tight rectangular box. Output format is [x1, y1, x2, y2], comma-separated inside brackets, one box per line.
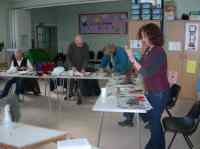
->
[67, 35, 90, 104]
[68, 35, 89, 72]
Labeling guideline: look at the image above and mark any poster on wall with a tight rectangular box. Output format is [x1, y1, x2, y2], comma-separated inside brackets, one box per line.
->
[185, 23, 199, 51]
[186, 60, 197, 74]
[79, 12, 128, 34]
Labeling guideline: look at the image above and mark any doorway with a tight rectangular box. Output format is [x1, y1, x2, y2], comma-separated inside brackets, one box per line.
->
[35, 24, 58, 50]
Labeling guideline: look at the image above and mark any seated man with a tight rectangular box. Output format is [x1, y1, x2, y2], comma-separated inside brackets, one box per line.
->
[0, 49, 33, 98]
[100, 44, 132, 75]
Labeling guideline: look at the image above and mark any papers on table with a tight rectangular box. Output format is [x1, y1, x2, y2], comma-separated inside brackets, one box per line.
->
[6, 67, 17, 74]
[57, 138, 92, 149]
[102, 75, 150, 110]
[6, 69, 34, 75]
[17, 71, 34, 75]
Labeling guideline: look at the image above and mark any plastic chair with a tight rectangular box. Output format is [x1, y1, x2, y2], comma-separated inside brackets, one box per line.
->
[166, 84, 181, 117]
[163, 101, 200, 149]
[97, 51, 104, 60]
[89, 51, 95, 60]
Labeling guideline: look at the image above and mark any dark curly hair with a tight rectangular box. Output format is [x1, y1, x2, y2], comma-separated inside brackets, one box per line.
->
[138, 23, 164, 47]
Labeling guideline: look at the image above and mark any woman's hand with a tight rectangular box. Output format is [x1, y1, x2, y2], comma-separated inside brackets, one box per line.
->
[134, 60, 141, 71]
[131, 57, 141, 71]
[125, 48, 142, 71]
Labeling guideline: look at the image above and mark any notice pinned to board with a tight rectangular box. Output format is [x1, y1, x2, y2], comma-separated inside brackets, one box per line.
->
[186, 60, 197, 74]
[130, 40, 142, 49]
[168, 41, 182, 51]
[185, 23, 199, 51]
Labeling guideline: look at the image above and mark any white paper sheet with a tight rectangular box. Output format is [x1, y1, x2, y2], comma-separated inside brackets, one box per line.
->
[130, 40, 142, 49]
[57, 138, 91, 149]
[168, 41, 182, 51]
[185, 23, 199, 51]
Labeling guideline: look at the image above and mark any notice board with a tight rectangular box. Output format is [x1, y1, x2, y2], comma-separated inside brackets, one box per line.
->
[79, 12, 128, 34]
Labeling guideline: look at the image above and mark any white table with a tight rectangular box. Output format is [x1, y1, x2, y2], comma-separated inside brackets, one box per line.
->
[0, 123, 67, 149]
[92, 88, 152, 149]
[0, 71, 111, 96]
[0, 71, 112, 111]
[0, 71, 111, 80]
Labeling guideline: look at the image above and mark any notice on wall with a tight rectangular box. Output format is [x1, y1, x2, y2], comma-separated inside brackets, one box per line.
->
[168, 71, 178, 85]
[130, 40, 142, 49]
[186, 60, 197, 74]
[168, 41, 182, 51]
[185, 23, 199, 51]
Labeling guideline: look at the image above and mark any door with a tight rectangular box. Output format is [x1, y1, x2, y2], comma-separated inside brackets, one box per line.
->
[36, 25, 58, 50]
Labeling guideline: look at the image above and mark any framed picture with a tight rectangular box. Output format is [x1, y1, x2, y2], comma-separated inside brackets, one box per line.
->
[79, 12, 128, 34]
[185, 23, 199, 51]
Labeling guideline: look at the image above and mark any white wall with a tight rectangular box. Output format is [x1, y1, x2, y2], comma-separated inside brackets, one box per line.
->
[0, 0, 10, 47]
[14, 9, 32, 50]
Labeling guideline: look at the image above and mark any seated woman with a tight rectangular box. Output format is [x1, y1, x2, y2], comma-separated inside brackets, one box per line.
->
[49, 53, 66, 91]
[0, 49, 40, 98]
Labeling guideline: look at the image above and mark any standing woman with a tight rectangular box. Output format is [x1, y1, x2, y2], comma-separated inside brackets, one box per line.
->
[131, 23, 170, 149]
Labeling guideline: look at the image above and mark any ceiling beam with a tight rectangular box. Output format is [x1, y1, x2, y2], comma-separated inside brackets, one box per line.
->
[12, 0, 121, 9]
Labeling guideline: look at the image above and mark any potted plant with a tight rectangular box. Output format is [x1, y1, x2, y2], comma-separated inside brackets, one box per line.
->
[0, 42, 4, 52]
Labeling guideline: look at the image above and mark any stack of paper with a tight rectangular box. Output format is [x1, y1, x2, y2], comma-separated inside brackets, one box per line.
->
[57, 138, 92, 149]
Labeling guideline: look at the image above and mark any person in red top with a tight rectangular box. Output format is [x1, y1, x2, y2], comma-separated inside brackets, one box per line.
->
[131, 23, 170, 149]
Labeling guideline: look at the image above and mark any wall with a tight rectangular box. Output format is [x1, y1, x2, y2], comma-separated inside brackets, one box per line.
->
[57, 0, 131, 53]
[31, 6, 59, 48]
[175, 0, 200, 18]
[30, 0, 200, 52]
[31, 7, 58, 26]
[0, 0, 10, 47]
[30, 0, 131, 53]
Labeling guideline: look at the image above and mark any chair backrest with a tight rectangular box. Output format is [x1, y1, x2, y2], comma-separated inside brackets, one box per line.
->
[187, 101, 200, 119]
[167, 84, 181, 108]
[97, 51, 104, 60]
[186, 101, 200, 135]
[89, 51, 95, 60]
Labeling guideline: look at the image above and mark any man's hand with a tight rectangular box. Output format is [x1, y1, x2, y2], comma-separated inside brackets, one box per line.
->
[81, 69, 85, 73]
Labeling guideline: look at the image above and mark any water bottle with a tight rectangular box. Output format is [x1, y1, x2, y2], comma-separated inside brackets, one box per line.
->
[3, 104, 12, 128]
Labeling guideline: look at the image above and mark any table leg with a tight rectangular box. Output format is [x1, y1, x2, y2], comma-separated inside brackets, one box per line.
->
[97, 112, 104, 147]
[44, 80, 47, 96]
[136, 113, 142, 149]
[54, 79, 61, 112]
[66, 79, 70, 100]
[45, 79, 51, 112]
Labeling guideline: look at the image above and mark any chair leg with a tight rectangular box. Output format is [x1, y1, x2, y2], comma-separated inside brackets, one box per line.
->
[168, 132, 177, 149]
[166, 109, 173, 117]
[183, 135, 193, 149]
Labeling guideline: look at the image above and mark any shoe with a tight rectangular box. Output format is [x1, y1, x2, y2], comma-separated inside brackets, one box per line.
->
[0, 90, 5, 99]
[64, 96, 68, 100]
[144, 123, 150, 129]
[118, 120, 134, 127]
[17, 95, 24, 103]
[33, 91, 40, 96]
[64, 94, 74, 100]
[76, 98, 82, 105]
